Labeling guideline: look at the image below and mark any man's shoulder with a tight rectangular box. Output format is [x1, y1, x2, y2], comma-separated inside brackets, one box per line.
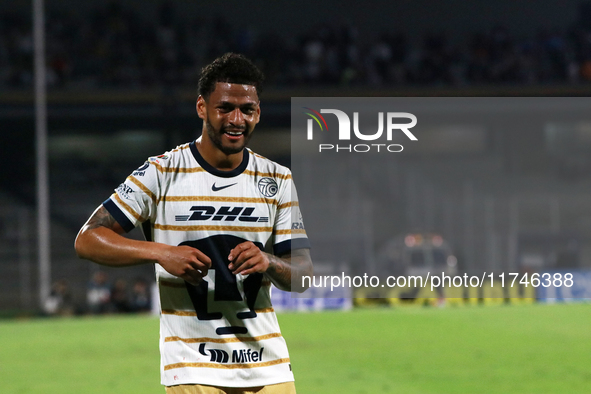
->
[144, 142, 193, 172]
[247, 149, 292, 179]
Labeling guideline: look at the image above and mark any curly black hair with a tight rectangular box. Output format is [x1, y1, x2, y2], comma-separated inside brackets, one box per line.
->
[198, 53, 264, 100]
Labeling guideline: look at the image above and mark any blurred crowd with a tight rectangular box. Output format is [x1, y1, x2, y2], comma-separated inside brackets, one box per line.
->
[43, 271, 152, 316]
[3, 1, 591, 90]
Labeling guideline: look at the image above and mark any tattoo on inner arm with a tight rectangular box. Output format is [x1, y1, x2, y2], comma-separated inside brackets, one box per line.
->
[86, 206, 118, 230]
[266, 249, 312, 291]
[267, 255, 290, 285]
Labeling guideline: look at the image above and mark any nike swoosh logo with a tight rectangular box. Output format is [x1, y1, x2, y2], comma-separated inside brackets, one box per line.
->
[212, 182, 237, 192]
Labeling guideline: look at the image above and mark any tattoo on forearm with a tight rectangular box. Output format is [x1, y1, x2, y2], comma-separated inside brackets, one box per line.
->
[267, 255, 291, 287]
[86, 206, 118, 230]
[265, 249, 313, 292]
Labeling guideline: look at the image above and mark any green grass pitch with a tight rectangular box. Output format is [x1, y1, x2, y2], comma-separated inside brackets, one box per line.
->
[1, 303, 590, 393]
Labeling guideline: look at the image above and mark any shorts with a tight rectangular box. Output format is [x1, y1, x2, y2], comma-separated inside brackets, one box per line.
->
[165, 381, 296, 394]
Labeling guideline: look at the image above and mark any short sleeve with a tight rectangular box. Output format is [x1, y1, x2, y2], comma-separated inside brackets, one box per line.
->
[272, 173, 311, 256]
[102, 160, 161, 232]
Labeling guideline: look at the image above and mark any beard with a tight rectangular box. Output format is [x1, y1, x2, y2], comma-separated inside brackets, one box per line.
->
[205, 120, 253, 155]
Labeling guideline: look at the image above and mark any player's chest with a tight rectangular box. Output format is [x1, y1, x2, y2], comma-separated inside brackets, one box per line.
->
[163, 173, 277, 224]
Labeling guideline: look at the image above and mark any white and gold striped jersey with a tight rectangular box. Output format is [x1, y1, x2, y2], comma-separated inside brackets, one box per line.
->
[103, 138, 309, 387]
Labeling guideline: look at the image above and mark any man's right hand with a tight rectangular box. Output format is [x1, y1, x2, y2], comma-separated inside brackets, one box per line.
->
[159, 245, 212, 286]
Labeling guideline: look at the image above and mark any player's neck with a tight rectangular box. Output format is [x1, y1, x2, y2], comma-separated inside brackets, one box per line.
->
[195, 136, 244, 171]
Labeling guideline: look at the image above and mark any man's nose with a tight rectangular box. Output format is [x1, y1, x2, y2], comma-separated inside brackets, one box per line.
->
[228, 108, 245, 126]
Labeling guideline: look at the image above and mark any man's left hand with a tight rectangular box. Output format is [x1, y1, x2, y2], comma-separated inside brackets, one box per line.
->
[227, 242, 269, 275]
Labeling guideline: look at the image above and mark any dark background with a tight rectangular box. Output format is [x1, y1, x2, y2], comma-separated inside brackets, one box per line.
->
[2, 0, 591, 313]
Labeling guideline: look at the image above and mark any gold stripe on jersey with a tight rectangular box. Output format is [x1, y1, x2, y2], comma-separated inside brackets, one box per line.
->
[248, 150, 290, 170]
[243, 169, 292, 180]
[248, 150, 266, 159]
[152, 162, 208, 174]
[161, 308, 274, 317]
[161, 309, 197, 317]
[154, 224, 273, 233]
[160, 196, 278, 205]
[164, 358, 290, 371]
[278, 201, 299, 209]
[164, 332, 283, 344]
[148, 158, 292, 180]
[274, 229, 307, 235]
[113, 193, 146, 222]
[169, 145, 191, 153]
[127, 175, 157, 204]
[150, 166, 292, 180]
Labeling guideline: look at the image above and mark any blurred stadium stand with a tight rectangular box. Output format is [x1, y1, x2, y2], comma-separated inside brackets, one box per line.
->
[3, 0, 591, 89]
[3, 0, 591, 313]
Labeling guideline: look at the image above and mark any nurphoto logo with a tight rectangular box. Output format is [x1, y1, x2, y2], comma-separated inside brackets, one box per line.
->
[304, 107, 417, 153]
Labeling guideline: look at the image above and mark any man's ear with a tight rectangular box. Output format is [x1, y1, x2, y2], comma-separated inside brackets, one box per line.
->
[196, 95, 206, 120]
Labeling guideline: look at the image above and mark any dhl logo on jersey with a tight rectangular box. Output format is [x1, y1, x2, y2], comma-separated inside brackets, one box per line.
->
[175, 206, 269, 223]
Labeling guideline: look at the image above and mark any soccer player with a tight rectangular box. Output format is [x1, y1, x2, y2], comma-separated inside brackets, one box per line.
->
[75, 53, 313, 394]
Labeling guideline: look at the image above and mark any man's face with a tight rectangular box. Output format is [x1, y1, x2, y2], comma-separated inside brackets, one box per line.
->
[197, 82, 260, 155]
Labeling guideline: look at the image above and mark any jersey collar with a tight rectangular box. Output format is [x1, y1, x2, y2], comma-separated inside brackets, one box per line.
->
[190, 139, 250, 178]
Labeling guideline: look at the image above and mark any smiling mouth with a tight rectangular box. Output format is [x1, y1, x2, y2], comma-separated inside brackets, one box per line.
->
[223, 129, 246, 138]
